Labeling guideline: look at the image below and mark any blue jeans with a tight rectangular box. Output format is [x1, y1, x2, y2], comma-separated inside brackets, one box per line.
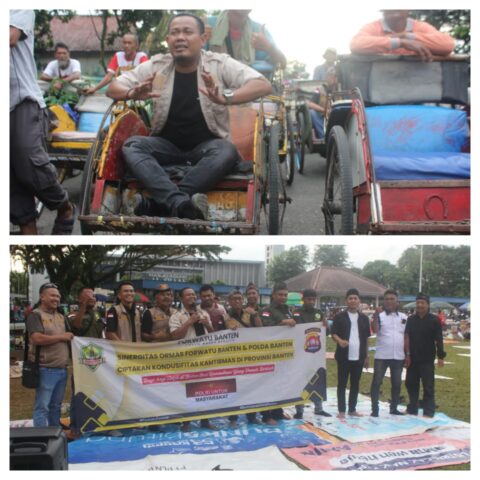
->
[33, 367, 68, 427]
[309, 110, 325, 139]
[370, 359, 404, 413]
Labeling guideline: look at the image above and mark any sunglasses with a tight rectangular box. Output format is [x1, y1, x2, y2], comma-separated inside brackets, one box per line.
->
[39, 282, 59, 293]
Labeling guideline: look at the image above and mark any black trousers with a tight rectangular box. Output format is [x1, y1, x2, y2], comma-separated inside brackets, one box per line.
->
[122, 136, 239, 214]
[337, 360, 364, 413]
[405, 361, 435, 416]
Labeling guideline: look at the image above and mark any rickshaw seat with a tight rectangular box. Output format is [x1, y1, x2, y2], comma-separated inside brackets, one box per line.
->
[229, 105, 257, 162]
[367, 105, 470, 181]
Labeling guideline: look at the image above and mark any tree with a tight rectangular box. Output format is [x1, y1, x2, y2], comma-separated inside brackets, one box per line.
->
[10, 245, 230, 303]
[267, 245, 310, 284]
[411, 10, 470, 54]
[34, 10, 76, 54]
[284, 60, 309, 80]
[397, 245, 470, 297]
[312, 245, 349, 268]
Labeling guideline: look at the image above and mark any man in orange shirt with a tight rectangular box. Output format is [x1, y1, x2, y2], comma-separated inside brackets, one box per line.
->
[350, 10, 455, 61]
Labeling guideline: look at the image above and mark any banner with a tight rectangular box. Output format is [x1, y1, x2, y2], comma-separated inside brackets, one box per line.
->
[68, 420, 330, 464]
[72, 324, 326, 432]
[70, 445, 302, 470]
[282, 433, 470, 470]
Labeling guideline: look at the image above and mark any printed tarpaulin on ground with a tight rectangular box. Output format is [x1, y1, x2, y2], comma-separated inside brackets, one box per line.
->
[70, 445, 301, 470]
[309, 389, 468, 443]
[71, 324, 326, 432]
[68, 419, 330, 464]
[282, 432, 470, 470]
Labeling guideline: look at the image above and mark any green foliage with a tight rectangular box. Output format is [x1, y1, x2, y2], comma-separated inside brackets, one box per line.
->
[410, 10, 470, 54]
[360, 245, 470, 297]
[34, 10, 76, 53]
[284, 60, 309, 80]
[312, 245, 349, 268]
[10, 245, 230, 303]
[10, 271, 29, 297]
[267, 245, 310, 284]
[397, 245, 469, 297]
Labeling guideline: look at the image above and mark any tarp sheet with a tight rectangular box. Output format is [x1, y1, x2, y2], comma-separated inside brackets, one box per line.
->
[70, 445, 301, 471]
[283, 432, 470, 470]
[68, 419, 330, 464]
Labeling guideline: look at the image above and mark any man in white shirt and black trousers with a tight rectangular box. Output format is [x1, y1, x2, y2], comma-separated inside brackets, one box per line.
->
[331, 288, 371, 418]
[370, 289, 408, 417]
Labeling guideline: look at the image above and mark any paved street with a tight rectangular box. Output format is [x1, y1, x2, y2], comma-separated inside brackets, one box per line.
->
[12, 152, 326, 236]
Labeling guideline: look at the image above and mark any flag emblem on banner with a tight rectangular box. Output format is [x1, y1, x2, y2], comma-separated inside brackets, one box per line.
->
[79, 344, 106, 372]
[304, 328, 322, 353]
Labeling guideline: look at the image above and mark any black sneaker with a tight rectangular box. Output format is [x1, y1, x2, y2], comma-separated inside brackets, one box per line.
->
[315, 410, 332, 417]
[390, 409, 405, 416]
[371, 411, 379, 418]
[293, 413, 303, 419]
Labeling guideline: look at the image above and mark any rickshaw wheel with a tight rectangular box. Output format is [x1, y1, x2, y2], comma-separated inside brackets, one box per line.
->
[284, 114, 295, 186]
[322, 126, 354, 235]
[296, 109, 306, 174]
[267, 122, 281, 235]
[79, 144, 96, 235]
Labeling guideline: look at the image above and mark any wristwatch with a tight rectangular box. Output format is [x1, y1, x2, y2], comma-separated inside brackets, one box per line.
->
[223, 89, 235, 105]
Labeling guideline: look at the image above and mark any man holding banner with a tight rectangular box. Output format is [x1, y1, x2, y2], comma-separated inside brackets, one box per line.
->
[260, 282, 296, 425]
[106, 281, 142, 342]
[331, 289, 370, 418]
[169, 287, 217, 431]
[141, 283, 175, 342]
[225, 289, 263, 427]
[293, 289, 331, 418]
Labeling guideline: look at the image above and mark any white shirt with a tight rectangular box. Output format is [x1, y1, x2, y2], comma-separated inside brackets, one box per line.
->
[374, 311, 408, 360]
[348, 311, 360, 361]
[169, 306, 212, 340]
[43, 58, 81, 79]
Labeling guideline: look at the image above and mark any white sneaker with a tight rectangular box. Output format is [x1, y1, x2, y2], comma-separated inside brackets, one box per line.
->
[191, 193, 209, 220]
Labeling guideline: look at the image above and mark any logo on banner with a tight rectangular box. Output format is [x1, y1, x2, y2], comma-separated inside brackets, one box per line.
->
[79, 343, 106, 372]
[304, 328, 321, 353]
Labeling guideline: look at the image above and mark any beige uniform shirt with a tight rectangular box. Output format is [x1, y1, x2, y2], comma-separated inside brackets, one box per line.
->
[169, 306, 212, 340]
[115, 50, 264, 139]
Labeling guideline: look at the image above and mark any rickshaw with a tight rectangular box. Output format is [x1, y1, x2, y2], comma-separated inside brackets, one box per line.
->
[78, 94, 290, 235]
[319, 54, 470, 234]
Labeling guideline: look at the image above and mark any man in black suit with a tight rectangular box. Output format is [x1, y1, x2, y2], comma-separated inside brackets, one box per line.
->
[331, 288, 371, 418]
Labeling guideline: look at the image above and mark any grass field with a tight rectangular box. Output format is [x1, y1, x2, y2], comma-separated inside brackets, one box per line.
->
[10, 338, 470, 470]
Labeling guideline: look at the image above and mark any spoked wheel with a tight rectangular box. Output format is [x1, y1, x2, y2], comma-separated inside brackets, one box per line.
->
[265, 122, 285, 235]
[322, 125, 354, 235]
[296, 109, 306, 173]
[79, 145, 96, 235]
[283, 114, 296, 186]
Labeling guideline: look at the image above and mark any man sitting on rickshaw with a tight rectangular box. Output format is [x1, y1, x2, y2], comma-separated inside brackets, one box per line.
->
[307, 67, 337, 140]
[107, 13, 272, 220]
[205, 10, 286, 77]
[350, 10, 455, 60]
[85, 33, 149, 95]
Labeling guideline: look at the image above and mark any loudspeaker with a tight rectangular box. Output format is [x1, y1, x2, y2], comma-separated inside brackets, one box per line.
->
[10, 427, 68, 470]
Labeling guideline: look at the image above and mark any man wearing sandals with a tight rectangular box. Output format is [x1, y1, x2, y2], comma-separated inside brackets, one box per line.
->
[107, 13, 272, 220]
[10, 10, 75, 235]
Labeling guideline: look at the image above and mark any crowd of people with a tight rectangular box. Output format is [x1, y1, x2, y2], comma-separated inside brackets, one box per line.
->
[23, 279, 457, 438]
[10, 9, 457, 233]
